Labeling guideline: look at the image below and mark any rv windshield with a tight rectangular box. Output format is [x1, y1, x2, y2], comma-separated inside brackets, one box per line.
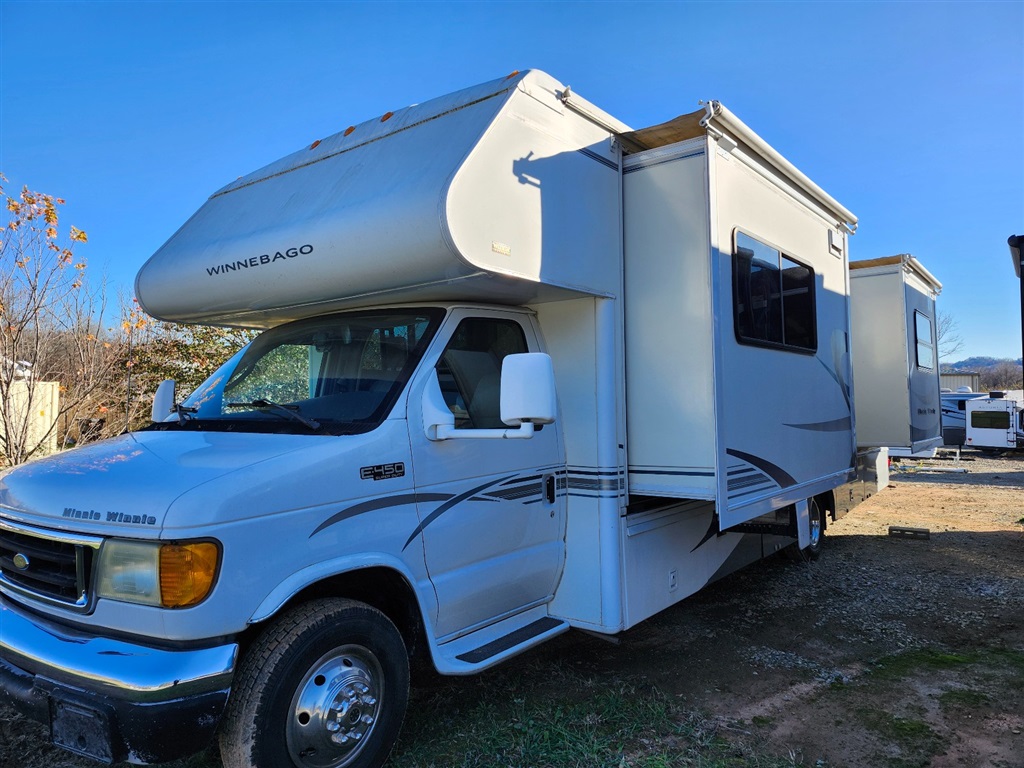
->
[152, 309, 444, 435]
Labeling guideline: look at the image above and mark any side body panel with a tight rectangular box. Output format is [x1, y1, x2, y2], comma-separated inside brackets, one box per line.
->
[850, 259, 942, 453]
[406, 307, 567, 640]
[850, 269, 910, 446]
[711, 140, 856, 528]
[622, 140, 717, 499]
[902, 275, 942, 452]
[536, 297, 626, 632]
[622, 501, 748, 629]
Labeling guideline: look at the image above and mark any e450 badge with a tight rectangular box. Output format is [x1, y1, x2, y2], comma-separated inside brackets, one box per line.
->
[360, 462, 405, 481]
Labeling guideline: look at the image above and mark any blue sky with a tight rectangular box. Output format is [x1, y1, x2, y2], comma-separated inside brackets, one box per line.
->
[1, 0, 1022, 360]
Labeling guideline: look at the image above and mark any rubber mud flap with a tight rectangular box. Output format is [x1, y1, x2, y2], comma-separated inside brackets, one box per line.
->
[50, 694, 116, 764]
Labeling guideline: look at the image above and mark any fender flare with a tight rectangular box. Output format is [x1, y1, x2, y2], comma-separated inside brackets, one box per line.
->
[247, 552, 438, 629]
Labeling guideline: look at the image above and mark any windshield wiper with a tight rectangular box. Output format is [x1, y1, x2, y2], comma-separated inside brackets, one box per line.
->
[225, 399, 321, 431]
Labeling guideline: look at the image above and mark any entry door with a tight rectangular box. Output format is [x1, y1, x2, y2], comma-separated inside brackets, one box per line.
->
[407, 310, 566, 639]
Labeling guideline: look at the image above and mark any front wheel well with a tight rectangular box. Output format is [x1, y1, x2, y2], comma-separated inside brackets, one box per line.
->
[239, 568, 428, 670]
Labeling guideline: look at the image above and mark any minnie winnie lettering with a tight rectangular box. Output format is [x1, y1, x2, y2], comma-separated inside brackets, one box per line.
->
[61, 507, 156, 525]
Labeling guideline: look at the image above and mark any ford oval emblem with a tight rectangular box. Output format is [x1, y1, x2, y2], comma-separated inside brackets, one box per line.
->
[12, 553, 29, 571]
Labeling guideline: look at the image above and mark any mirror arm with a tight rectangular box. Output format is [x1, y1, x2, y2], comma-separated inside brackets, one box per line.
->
[433, 422, 536, 441]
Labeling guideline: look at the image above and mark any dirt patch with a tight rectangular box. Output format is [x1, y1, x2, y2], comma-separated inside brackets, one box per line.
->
[1, 451, 1022, 767]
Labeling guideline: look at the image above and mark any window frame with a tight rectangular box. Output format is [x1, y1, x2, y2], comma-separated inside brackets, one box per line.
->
[913, 310, 936, 371]
[732, 230, 818, 355]
[435, 316, 530, 431]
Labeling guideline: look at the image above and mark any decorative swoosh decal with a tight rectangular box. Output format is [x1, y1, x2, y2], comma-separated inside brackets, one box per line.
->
[402, 475, 517, 551]
[310, 493, 453, 537]
[816, 356, 843, 392]
[829, 330, 852, 411]
[783, 417, 853, 433]
[725, 449, 797, 488]
[691, 511, 721, 553]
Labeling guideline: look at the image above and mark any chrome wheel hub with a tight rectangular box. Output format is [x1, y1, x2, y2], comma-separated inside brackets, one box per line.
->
[287, 645, 384, 768]
[809, 509, 822, 548]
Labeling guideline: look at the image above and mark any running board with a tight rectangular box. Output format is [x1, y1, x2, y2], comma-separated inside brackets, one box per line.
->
[432, 606, 569, 675]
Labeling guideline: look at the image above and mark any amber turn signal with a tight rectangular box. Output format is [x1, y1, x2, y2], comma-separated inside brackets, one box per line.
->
[159, 542, 219, 608]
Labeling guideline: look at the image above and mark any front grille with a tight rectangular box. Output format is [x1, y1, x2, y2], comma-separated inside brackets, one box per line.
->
[0, 520, 101, 610]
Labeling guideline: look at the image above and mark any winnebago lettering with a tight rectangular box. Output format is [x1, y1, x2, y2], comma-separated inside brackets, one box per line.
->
[205, 244, 313, 276]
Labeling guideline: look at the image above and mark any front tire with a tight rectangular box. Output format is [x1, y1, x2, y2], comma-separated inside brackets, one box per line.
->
[220, 598, 409, 768]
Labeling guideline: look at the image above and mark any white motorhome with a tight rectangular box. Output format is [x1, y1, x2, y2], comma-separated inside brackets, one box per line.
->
[0, 71, 886, 768]
[849, 255, 943, 458]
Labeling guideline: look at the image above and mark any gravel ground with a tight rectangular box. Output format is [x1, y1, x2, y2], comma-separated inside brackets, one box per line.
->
[642, 448, 1024, 766]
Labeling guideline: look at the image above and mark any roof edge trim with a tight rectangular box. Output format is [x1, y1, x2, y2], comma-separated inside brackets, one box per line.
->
[703, 101, 858, 233]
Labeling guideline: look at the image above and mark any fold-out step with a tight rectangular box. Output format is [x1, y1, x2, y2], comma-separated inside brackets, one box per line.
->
[434, 607, 569, 675]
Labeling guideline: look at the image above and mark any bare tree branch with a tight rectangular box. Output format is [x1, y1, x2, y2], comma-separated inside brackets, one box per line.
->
[936, 310, 965, 362]
[0, 177, 122, 465]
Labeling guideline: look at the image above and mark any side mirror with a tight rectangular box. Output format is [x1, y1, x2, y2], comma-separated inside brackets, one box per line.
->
[151, 379, 176, 423]
[500, 353, 556, 426]
[423, 352, 557, 442]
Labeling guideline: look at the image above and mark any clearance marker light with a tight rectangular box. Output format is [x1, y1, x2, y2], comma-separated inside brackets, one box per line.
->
[344, 126, 356, 136]
[309, 139, 321, 150]
[381, 111, 394, 122]
[505, 70, 520, 80]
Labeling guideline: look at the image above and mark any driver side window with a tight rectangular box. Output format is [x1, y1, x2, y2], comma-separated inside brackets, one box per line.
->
[436, 318, 528, 429]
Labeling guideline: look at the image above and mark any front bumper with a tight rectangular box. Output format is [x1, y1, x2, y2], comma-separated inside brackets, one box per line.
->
[0, 595, 238, 764]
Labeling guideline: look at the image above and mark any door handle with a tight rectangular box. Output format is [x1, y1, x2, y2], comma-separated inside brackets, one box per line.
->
[544, 474, 556, 504]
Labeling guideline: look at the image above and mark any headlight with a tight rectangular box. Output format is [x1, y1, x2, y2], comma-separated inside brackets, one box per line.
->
[96, 539, 220, 608]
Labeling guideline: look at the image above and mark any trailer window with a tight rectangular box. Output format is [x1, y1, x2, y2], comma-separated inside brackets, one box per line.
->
[971, 410, 1010, 430]
[914, 311, 935, 370]
[733, 232, 816, 353]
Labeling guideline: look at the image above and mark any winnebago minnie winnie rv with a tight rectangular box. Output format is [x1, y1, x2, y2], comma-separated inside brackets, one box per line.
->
[0, 70, 896, 768]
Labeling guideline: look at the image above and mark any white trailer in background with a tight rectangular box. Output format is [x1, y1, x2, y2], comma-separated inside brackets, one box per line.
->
[849, 255, 943, 457]
[0, 70, 890, 768]
[966, 391, 1024, 449]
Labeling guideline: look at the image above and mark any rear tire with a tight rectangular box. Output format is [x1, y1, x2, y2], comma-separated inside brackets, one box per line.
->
[784, 498, 825, 562]
[220, 598, 409, 768]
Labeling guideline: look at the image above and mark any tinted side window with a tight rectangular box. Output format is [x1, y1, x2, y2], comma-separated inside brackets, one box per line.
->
[436, 318, 528, 429]
[733, 232, 817, 353]
[971, 410, 1010, 430]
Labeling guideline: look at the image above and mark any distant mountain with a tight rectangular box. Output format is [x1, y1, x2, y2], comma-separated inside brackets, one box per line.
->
[942, 357, 1023, 390]
[946, 356, 1023, 370]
